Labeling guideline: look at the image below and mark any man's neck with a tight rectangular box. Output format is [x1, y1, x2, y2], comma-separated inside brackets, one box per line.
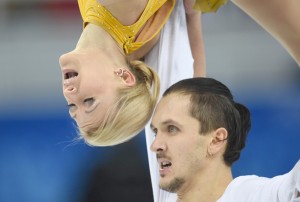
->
[177, 164, 233, 202]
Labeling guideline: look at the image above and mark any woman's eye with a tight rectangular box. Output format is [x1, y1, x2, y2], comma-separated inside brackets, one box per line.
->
[84, 97, 95, 106]
[67, 103, 77, 114]
[67, 103, 76, 109]
[168, 125, 178, 133]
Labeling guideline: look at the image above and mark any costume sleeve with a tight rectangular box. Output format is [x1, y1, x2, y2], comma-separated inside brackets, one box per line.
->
[218, 160, 300, 202]
[144, 0, 193, 201]
[193, 0, 228, 13]
[278, 160, 300, 202]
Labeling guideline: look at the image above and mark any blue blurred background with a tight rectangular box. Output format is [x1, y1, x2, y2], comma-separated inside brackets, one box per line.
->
[0, 1, 299, 202]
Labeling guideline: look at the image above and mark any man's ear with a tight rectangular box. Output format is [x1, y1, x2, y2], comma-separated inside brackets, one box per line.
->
[114, 68, 136, 87]
[208, 127, 228, 156]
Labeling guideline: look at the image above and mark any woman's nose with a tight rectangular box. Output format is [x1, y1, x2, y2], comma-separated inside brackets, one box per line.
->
[64, 85, 77, 94]
[63, 80, 78, 94]
[63, 75, 79, 93]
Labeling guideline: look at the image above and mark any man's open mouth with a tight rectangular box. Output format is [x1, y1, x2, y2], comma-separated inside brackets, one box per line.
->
[160, 161, 172, 170]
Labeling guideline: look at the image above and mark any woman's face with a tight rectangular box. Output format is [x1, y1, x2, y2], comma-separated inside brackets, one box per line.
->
[59, 48, 121, 132]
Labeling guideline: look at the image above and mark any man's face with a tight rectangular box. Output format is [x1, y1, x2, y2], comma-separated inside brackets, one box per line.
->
[150, 93, 212, 193]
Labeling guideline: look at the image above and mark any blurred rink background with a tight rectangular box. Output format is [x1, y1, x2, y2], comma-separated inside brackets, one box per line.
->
[0, 0, 299, 202]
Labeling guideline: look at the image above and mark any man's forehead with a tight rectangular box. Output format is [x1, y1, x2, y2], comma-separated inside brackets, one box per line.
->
[157, 93, 190, 107]
[152, 93, 191, 120]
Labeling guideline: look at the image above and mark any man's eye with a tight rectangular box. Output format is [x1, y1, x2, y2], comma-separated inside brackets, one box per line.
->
[168, 125, 178, 133]
[151, 128, 157, 136]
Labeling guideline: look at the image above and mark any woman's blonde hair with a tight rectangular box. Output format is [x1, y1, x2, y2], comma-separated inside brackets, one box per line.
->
[79, 60, 160, 146]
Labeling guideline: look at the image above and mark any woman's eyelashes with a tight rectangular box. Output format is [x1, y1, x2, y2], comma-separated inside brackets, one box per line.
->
[83, 97, 95, 107]
[67, 97, 95, 110]
[67, 103, 76, 110]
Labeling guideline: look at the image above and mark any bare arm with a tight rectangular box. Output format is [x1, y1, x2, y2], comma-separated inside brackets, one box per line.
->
[184, 0, 206, 77]
[232, 0, 300, 67]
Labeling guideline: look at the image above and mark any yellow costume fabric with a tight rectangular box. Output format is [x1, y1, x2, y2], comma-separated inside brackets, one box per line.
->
[194, 0, 228, 13]
[78, 0, 175, 55]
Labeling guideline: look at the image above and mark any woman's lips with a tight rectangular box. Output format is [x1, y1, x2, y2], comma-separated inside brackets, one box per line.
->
[62, 69, 78, 80]
[64, 71, 78, 80]
[62, 69, 78, 86]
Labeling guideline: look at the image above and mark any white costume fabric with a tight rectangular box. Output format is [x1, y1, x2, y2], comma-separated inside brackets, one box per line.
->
[144, 0, 193, 201]
[218, 160, 300, 202]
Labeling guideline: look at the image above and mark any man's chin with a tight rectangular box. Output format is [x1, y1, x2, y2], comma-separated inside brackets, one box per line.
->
[159, 177, 184, 193]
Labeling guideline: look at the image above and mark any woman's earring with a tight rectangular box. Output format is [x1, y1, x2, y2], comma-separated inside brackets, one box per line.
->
[115, 68, 125, 78]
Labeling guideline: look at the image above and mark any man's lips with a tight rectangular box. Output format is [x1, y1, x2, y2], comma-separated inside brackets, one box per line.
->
[159, 159, 172, 170]
[157, 154, 173, 175]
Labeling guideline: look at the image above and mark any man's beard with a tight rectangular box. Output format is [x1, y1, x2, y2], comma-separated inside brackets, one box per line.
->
[160, 177, 185, 193]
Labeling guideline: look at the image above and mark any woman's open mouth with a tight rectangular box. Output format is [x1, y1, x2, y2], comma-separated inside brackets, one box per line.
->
[64, 71, 78, 80]
[62, 70, 78, 86]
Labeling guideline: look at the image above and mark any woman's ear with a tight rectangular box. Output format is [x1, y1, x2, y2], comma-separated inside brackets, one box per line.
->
[208, 127, 228, 156]
[114, 68, 136, 87]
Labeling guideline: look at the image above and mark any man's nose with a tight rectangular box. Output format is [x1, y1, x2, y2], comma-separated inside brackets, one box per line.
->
[150, 134, 166, 153]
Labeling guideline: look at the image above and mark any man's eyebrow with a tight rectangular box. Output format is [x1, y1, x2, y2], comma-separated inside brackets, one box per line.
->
[161, 119, 183, 127]
[151, 119, 183, 129]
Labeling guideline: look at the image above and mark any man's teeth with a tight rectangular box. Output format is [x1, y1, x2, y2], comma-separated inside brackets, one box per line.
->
[161, 161, 172, 169]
